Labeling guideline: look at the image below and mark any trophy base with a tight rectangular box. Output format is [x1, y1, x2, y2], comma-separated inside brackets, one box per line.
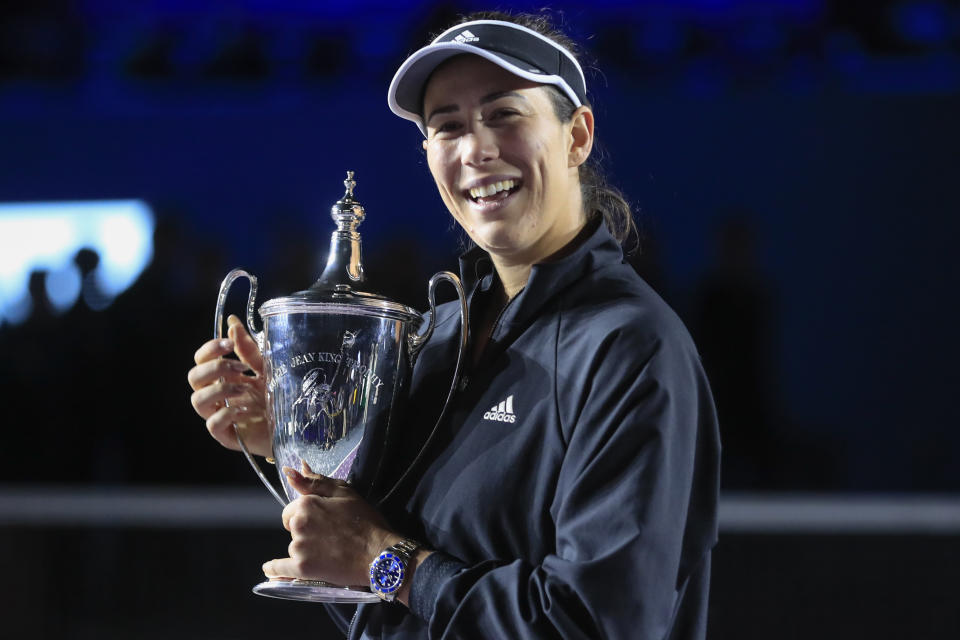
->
[252, 579, 381, 603]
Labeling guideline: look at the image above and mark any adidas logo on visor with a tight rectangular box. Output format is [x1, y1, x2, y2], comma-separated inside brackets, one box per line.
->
[453, 30, 479, 43]
[387, 19, 590, 137]
[483, 395, 517, 423]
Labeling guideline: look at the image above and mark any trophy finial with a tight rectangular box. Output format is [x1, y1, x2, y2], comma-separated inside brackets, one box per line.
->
[332, 170, 365, 227]
[319, 169, 366, 287]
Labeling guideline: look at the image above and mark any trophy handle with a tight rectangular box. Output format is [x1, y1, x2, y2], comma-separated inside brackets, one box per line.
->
[379, 271, 468, 505]
[414, 271, 469, 414]
[408, 271, 468, 361]
[215, 269, 288, 508]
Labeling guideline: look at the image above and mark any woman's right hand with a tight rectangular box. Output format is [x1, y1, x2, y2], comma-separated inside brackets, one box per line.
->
[188, 314, 272, 458]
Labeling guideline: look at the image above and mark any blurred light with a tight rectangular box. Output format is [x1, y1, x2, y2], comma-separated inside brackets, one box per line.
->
[0, 200, 155, 326]
[891, 1, 951, 47]
[45, 265, 82, 313]
[4, 295, 32, 326]
[94, 210, 154, 297]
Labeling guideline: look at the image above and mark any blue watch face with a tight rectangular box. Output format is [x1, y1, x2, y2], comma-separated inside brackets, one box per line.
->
[370, 553, 405, 594]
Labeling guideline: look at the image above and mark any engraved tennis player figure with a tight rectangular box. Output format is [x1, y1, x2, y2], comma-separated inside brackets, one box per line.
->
[290, 330, 360, 450]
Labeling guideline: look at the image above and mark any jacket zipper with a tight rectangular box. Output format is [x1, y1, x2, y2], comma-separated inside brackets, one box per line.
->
[489, 293, 516, 340]
[347, 607, 359, 639]
[457, 283, 484, 393]
[459, 287, 520, 393]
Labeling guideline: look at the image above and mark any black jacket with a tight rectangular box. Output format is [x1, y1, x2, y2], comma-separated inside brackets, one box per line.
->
[338, 220, 721, 639]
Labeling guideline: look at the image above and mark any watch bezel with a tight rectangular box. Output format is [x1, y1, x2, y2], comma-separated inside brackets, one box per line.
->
[369, 550, 407, 601]
[369, 539, 420, 602]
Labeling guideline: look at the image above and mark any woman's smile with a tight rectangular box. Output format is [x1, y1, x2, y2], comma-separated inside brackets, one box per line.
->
[464, 177, 523, 213]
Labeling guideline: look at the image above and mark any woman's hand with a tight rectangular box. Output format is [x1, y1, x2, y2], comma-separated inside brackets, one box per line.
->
[187, 314, 272, 458]
[262, 463, 396, 588]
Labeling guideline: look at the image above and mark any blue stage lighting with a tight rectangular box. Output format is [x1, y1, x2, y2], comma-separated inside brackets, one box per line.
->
[0, 200, 155, 325]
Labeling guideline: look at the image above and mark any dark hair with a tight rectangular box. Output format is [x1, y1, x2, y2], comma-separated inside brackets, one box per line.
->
[434, 10, 637, 248]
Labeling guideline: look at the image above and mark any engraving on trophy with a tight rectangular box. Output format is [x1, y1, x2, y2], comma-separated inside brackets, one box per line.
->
[271, 327, 389, 482]
[291, 330, 360, 445]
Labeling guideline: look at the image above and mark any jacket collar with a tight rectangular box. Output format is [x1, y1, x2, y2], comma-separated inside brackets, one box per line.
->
[457, 218, 624, 338]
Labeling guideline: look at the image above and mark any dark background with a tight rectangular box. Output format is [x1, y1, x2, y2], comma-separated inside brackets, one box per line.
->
[0, 1, 958, 638]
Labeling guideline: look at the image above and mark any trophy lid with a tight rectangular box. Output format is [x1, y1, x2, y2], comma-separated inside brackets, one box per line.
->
[258, 171, 420, 322]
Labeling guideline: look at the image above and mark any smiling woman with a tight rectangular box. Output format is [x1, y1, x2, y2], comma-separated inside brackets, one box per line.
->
[189, 10, 721, 640]
[420, 56, 592, 293]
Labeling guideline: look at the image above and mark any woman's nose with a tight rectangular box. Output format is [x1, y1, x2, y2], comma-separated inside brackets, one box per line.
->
[460, 129, 498, 166]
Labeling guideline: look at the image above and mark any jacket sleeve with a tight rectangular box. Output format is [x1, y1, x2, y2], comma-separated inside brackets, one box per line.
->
[407, 321, 721, 639]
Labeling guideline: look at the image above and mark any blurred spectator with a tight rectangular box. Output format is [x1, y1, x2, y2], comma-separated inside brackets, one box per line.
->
[74, 247, 109, 311]
[101, 213, 244, 484]
[692, 215, 778, 488]
[0, 0, 85, 81]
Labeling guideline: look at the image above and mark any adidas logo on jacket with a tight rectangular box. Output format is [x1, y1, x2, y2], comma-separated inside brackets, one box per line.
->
[483, 395, 516, 423]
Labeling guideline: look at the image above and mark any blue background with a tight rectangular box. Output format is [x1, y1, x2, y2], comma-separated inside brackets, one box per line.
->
[2, 2, 960, 639]
[1, 0, 958, 489]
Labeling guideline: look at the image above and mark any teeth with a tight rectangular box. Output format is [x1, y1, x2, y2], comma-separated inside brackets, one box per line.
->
[469, 179, 517, 200]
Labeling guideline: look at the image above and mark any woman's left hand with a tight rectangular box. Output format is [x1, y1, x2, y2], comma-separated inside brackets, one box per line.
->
[262, 463, 395, 588]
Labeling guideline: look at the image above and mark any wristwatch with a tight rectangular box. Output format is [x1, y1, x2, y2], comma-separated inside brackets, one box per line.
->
[369, 538, 420, 601]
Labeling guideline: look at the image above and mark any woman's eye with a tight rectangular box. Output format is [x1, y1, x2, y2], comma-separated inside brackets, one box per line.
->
[433, 121, 461, 135]
[489, 107, 523, 121]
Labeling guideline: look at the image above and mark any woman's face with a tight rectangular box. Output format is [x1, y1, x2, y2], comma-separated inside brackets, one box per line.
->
[422, 55, 591, 266]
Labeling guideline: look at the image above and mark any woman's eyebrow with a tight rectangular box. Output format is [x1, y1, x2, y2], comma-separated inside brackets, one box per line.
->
[426, 104, 458, 124]
[425, 91, 528, 125]
[480, 90, 525, 104]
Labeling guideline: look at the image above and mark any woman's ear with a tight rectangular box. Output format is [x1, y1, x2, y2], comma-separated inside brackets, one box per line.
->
[568, 106, 594, 168]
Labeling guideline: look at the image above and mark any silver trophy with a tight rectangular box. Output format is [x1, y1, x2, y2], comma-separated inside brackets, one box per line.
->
[214, 171, 467, 603]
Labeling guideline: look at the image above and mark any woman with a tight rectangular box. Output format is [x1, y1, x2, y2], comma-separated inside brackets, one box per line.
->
[188, 12, 720, 639]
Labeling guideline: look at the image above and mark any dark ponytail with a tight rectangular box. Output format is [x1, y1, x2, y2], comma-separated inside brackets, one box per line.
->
[542, 87, 637, 248]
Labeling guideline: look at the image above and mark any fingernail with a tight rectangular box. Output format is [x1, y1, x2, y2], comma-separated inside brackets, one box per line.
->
[228, 360, 250, 372]
[282, 466, 299, 480]
[219, 339, 234, 350]
[228, 314, 241, 326]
